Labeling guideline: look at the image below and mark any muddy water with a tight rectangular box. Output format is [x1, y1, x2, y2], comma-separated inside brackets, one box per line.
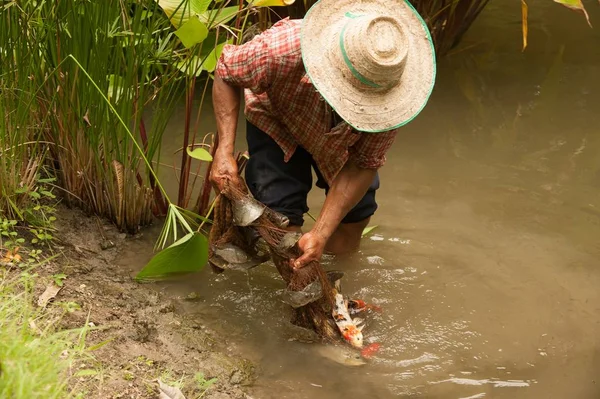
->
[124, 2, 600, 398]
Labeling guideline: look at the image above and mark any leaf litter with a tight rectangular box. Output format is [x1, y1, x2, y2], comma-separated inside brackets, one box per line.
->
[37, 283, 62, 308]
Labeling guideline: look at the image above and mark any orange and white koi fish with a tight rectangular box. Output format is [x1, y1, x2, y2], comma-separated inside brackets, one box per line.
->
[332, 281, 364, 348]
[348, 299, 383, 315]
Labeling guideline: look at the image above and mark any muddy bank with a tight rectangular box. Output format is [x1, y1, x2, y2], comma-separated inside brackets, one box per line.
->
[49, 206, 256, 399]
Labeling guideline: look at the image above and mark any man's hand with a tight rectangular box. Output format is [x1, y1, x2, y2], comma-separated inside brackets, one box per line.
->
[209, 148, 243, 193]
[292, 230, 328, 269]
[292, 160, 377, 269]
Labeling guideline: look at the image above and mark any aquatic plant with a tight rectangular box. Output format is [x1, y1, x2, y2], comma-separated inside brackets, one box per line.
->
[0, 7, 47, 224]
[0, 0, 178, 232]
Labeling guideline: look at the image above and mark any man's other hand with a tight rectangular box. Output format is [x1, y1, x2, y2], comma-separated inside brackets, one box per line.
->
[293, 230, 327, 269]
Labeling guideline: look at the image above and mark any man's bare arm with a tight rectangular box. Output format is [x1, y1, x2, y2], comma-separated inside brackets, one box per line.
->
[293, 160, 376, 268]
[210, 75, 243, 191]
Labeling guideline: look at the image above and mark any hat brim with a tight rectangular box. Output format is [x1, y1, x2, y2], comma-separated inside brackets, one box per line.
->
[300, 0, 436, 133]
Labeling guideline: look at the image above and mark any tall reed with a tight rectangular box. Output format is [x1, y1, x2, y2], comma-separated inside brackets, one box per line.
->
[38, 0, 186, 233]
[0, 4, 47, 222]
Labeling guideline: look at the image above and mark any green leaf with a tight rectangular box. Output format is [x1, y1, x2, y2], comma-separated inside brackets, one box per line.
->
[107, 74, 125, 102]
[87, 337, 116, 351]
[202, 39, 231, 73]
[174, 17, 208, 48]
[553, 0, 592, 27]
[75, 369, 99, 377]
[186, 146, 213, 161]
[40, 190, 56, 198]
[140, 10, 154, 20]
[135, 232, 208, 282]
[168, 231, 194, 249]
[361, 225, 378, 238]
[176, 55, 204, 77]
[199, 6, 239, 28]
[158, 0, 214, 28]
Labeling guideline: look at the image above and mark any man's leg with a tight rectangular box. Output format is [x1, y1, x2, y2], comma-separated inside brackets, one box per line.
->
[313, 165, 380, 255]
[244, 121, 313, 230]
[325, 217, 370, 254]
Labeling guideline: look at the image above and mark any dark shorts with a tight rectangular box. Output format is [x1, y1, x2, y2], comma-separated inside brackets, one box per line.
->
[244, 121, 380, 227]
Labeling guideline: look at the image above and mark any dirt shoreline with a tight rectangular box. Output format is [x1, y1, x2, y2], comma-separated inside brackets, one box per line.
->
[48, 206, 256, 399]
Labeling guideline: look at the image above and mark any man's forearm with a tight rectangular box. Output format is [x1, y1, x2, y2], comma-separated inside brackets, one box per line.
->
[312, 160, 377, 241]
[212, 74, 241, 155]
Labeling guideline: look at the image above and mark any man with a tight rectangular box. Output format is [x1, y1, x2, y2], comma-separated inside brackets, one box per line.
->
[210, 0, 436, 269]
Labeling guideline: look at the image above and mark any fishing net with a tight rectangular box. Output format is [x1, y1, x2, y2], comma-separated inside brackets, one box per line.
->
[208, 180, 339, 341]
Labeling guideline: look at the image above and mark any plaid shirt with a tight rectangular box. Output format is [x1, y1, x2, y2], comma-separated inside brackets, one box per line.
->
[215, 18, 397, 185]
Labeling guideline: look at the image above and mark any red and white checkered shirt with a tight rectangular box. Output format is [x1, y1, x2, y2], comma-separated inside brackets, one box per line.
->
[215, 18, 397, 185]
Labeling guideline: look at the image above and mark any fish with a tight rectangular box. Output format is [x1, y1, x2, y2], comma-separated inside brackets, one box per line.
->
[326, 270, 344, 284]
[232, 196, 265, 226]
[281, 279, 324, 308]
[276, 231, 302, 252]
[213, 243, 251, 264]
[263, 206, 290, 228]
[280, 270, 345, 308]
[209, 243, 268, 272]
[331, 280, 364, 348]
[348, 299, 383, 315]
[315, 344, 367, 367]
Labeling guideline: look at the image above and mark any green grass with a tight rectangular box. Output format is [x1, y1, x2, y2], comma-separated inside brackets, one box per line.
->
[0, 268, 90, 399]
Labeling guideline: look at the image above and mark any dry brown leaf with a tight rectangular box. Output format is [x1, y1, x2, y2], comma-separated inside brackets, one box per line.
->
[111, 160, 124, 224]
[521, 0, 528, 51]
[37, 283, 62, 307]
[83, 109, 91, 126]
[157, 379, 187, 399]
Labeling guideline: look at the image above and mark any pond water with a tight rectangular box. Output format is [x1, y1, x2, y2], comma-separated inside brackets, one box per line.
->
[123, 1, 600, 398]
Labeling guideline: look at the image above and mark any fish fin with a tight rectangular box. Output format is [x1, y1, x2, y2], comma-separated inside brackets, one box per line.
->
[334, 278, 342, 292]
[357, 324, 365, 332]
[353, 317, 364, 326]
[368, 304, 383, 313]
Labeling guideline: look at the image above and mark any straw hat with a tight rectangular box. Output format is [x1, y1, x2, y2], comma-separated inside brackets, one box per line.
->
[300, 0, 436, 133]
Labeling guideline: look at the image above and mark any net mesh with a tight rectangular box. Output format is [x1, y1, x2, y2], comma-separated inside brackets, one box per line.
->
[209, 181, 339, 341]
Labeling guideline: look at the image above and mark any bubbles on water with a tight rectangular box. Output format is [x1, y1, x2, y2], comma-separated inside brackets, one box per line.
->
[459, 393, 486, 399]
[430, 376, 532, 388]
[369, 234, 385, 241]
[388, 237, 411, 244]
[366, 255, 385, 265]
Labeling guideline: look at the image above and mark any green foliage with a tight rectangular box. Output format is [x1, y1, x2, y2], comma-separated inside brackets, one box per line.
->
[135, 232, 209, 282]
[195, 372, 218, 397]
[0, 271, 91, 398]
[361, 225, 379, 238]
[52, 273, 68, 287]
[187, 147, 214, 162]
[176, 17, 210, 48]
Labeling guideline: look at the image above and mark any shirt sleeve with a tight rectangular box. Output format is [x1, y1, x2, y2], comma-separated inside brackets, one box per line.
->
[348, 129, 397, 169]
[215, 22, 290, 94]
